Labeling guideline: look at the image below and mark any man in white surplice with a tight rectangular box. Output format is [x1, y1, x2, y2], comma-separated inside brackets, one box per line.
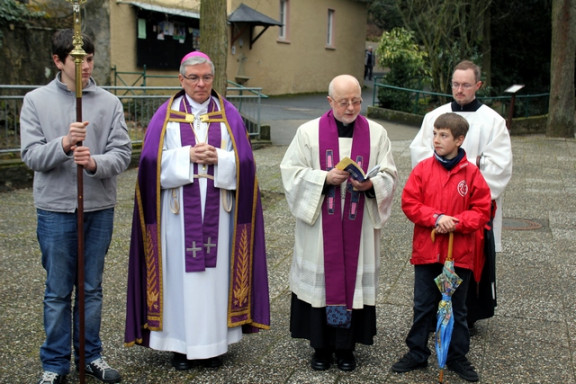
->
[410, 60, 513, 253]
[280, 75, 397, 372]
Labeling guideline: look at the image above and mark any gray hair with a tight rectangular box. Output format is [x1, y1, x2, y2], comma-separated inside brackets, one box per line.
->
[179, 56, 215, 75]
[328, 74, 361, 98]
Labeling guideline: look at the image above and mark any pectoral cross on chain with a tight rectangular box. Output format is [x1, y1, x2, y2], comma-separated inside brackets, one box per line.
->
[187, 241, 202, 258]
[204, 237, 216, 254]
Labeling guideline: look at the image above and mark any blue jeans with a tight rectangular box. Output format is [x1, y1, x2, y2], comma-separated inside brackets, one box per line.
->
[405, 263, 472, 363]
[37, 208, 114, 375]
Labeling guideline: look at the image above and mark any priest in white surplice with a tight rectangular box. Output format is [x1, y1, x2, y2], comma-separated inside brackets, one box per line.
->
[280, 75, 397, 372]
[125, 52, 270, 371]
[409, 60, 513, 326]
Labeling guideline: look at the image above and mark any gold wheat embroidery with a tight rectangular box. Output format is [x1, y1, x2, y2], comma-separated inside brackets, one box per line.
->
[145, 227, 160, 312]
[233, 226, 250, 308]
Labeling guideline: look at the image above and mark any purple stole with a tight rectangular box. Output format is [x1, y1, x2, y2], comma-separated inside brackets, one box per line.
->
[179, 97, 221, 272]
[125, 90, 270, 347]
[319, 111, 370, 328]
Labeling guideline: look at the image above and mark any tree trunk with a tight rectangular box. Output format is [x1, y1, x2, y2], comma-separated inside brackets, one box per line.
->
[546, 0, 576, 137]
[482, 8, 492, 88]
[394, 0, 492, 95]
[199, 0, 228, 96]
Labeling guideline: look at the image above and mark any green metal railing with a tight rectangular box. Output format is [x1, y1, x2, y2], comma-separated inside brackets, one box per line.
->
[0, 83, 267, 154]
[372, 78, 549, 118]
[111, 65, 178, 90]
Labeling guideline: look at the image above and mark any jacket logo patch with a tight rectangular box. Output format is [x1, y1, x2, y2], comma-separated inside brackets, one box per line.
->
[458, 180, 468, 197]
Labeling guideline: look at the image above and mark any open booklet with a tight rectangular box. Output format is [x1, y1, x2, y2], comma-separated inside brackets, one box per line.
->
[335, 157, 380, 182]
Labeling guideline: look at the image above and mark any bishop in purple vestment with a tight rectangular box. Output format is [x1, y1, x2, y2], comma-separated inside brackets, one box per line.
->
[124, 52, 270, 370]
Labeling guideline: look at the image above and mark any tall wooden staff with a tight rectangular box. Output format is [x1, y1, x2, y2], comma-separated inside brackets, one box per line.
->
[68, 0, 87, 382]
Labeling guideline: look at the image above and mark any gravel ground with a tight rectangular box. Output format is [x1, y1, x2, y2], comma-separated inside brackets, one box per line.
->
[1, 134, 576, 383]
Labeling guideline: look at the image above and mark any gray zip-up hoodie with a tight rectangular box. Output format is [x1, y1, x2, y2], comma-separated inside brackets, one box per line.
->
[20, 75, 132, 212]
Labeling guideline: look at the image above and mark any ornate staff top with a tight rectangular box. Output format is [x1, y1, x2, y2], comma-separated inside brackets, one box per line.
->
[66, 2, 89, 384]
[68, 0, 87, 97]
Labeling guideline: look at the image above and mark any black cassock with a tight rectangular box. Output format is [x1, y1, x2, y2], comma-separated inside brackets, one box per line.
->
[466, 208, 497, 326]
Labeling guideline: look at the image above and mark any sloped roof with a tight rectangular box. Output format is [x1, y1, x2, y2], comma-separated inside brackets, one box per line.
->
[117, 1, 200, 19]
[228, 3, 282, 26]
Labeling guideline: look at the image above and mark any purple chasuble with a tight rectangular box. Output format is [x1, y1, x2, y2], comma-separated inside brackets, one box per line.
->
[319, 110, 370, 328]
[124, 90, 270, 348]
[179, 97, 221, 272]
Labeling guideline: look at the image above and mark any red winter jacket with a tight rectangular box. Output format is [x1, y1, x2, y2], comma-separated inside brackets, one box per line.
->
[402, 154, 492, 270]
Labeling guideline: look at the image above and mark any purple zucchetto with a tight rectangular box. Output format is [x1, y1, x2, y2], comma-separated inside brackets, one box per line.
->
[180, 51, 211, 64]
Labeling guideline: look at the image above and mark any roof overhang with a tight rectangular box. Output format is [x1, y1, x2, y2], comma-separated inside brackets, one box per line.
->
[116, 1, 200, 19]
[228, 3, 282, 26]
[228, 3, 282, 49]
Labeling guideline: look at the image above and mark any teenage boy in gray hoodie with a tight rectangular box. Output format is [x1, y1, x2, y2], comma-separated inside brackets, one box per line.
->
[20, 28, 131, 384]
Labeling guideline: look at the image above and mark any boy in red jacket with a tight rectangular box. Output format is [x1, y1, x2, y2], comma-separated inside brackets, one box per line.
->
[392, 113, 491, 382]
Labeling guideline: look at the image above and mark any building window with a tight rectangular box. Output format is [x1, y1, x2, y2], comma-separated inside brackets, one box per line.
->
[279, 0, 289, 40]
[326, 9, 334, 47]
[134, 9, 199, 69]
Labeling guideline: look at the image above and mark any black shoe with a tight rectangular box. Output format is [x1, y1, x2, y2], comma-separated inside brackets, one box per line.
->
[310, 349, 332, 371]
[447, 359, 479, 382]
[37, 371, 66, 384]
[335, 350, 356, 372]
[200, 356, 222, 368]
[391, 353, 428, 373]
[85, 358, 121, 383]
[171, 353, 194, 371]
[468, 321, 479, 337]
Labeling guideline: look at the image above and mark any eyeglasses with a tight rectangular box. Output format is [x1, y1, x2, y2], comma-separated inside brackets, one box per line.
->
[182, 74, 214, 84]
[333, 98, 363, 108]
[451, 82, 475, 90]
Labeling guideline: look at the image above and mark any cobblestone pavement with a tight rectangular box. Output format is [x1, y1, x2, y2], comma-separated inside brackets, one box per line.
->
[1, 105, 576, 383]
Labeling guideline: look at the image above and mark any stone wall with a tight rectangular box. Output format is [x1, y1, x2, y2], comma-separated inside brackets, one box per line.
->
[0, 0, 111, 86]
[0, 26, 55, 85]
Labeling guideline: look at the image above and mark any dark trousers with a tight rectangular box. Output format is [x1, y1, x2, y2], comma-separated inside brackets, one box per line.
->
[290, 294, 376, 351]
[364, 65, 373, 80]
[405, 264, 472, 363]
